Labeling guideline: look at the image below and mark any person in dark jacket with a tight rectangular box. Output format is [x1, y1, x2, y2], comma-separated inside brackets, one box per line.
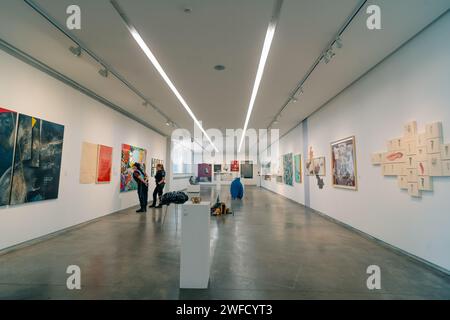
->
[149, 163, 166, 208]
[133, 163, 148, 213]
[230, 177, 244, 200]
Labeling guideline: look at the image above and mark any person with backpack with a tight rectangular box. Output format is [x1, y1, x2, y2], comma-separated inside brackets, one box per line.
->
[132, 163, 148, 213]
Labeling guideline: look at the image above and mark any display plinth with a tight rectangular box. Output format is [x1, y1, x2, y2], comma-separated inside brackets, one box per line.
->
[180, 202, 210, 289]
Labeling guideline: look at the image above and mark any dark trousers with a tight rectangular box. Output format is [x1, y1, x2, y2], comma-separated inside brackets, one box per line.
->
[137, 184, 148, 210]
[152, 183, 165, 205]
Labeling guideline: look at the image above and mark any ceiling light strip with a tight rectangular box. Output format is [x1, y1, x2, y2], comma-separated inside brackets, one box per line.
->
[23, 0, 178, 131]
[110, 0, 218, 152]
[238, 0, 283, 152]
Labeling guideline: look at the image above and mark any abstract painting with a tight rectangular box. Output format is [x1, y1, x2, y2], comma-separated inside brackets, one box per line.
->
[240, 161, 253, 179]
[283, 153, 293, 186]
[198, 163, 212, 182]
[120, 144, 147, 192]
[313, 157, 326, 176]
[294, 154, 302, 183]
[0, 108, 17, 206]
[96, 145, 113, 184]
[331, 136, 357, 190]
[79, 142, 98, 184]
[10, 114, 64, 205]
[230, 160, 239, 172]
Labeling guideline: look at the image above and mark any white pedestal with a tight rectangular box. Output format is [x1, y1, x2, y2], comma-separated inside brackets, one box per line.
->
[186, 184, 200, 193]
[180, 202, 210, 289]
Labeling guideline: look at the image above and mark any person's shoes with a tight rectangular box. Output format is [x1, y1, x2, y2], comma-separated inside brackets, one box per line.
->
[149, 202, 156, 208]
[155, 204, 163, 208]
[136, 209, 144, 213]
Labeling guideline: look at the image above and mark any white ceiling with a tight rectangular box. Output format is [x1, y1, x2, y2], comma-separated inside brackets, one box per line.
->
[0, 0, 449, 139]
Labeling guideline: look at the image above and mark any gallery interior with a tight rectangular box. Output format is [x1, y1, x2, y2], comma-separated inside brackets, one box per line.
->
[0, 0, 450, 300]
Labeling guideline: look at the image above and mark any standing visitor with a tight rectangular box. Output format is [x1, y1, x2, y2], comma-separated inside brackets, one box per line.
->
[150, 163, 166, 208]
[133, 163, 148, 213]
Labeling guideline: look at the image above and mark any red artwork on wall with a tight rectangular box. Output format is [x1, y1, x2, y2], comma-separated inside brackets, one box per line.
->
[230, 160, 239, 172]
[96, 145, 113, 183]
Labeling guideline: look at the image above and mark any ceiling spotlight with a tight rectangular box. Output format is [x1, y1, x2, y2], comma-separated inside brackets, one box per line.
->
[98, 67, 109, 78]
[166, 121, 171, 126]
[214, 65, 226, 71]
[183, 7, 192, 13]
[69, 45, 82, 57]
[335, 37, 343, 49]
[291, 97, 298, 103]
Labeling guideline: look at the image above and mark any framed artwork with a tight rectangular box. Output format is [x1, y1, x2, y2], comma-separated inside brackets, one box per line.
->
[331, 136, 357, 190]
[96, 145, 113, 184]
[80, 142, 98, 184]
[10, 114, 65, 205]
[0, 108, 18, 206]
[151, 158, 164, 177]
[294, 154, 302, 183]
[120, 144, 147, 192]
[214, 164, 222, 173]
[230, 160, 239, 172]
[240, 161, 253, 179]
[198, 163, 212, 182]
[283, 153, 293, 186]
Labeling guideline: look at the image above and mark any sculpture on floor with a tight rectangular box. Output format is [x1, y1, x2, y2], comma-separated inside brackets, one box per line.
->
[230, 177, 244, 200]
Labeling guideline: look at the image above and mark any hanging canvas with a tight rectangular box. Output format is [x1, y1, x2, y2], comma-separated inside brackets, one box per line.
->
[10, 114, 65, 205]
[79, 142, 98, 184]
[120, 144, 147, 192]
[283, 153, 293, 186]
[331, 136, 357, 190]
[214, 164, 222, 173]
[230, 160, 239, 172]
[313, 157, 326, 176]
[0, 108, 17, 206]
[294, 154, 302, 183]
[240, 161, 253, 179]
[305, 147, 315, 176]
[96, 145, 113, 184]
[198, 163, 212, 182]
[151, 158, 164, 177]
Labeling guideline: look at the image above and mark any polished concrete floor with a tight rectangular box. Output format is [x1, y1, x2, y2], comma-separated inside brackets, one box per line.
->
[0, 186, 449, 300]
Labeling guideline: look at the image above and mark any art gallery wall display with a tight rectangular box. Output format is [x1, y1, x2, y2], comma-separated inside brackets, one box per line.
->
[293, 154, 302, 184]
[80, 142, 98, 184]
[331, 136, 357, 190]
[97, 145, 113, 184]
[0, 108, 18, 206]
[240, 161, 253, 179]
[198, 163, 212, 182]
[230, 160, 239, 172]
[10, 114, 65, 205]
[305, 147, 325, 189]
[120, 144, 147, 192]
[371, 120, 450, 198]
[261, 161, 271, 175]
[213, 164, 222, 173]
[283, 153, 293, 186]
[151, 158, 164, 177]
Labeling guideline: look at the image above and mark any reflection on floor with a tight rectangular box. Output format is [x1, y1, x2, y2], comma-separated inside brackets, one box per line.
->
[0, 186, 449, 299]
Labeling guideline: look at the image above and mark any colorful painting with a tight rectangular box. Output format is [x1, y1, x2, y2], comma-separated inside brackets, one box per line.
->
[10, 114, 64, 205]
[198, 163, 212, 182]
[79, 142, 98, 184]
[97, 145, 113, 184]
[230, 160, 239, 172]
[240, 161, 253, 179]
[151, 158, 164, 177]
[0, 108, 17, 206]
[294, 154, 302, 183]
[120, 144, 147, 192]
[331, 136, 357, 190]
[283, 153, 293, 186]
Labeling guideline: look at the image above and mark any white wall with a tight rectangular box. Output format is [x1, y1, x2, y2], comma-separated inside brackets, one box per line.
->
[262, 12, 450, 271]
[0, 50, 167, 250]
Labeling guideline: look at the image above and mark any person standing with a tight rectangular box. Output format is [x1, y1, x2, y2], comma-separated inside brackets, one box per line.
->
[149, 163, 166, 208]
[133, 163, 148, 213]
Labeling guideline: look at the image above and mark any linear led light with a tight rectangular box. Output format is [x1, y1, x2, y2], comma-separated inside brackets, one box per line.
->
[110, 0, 218, 152]
[238, 0, 283, 152]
